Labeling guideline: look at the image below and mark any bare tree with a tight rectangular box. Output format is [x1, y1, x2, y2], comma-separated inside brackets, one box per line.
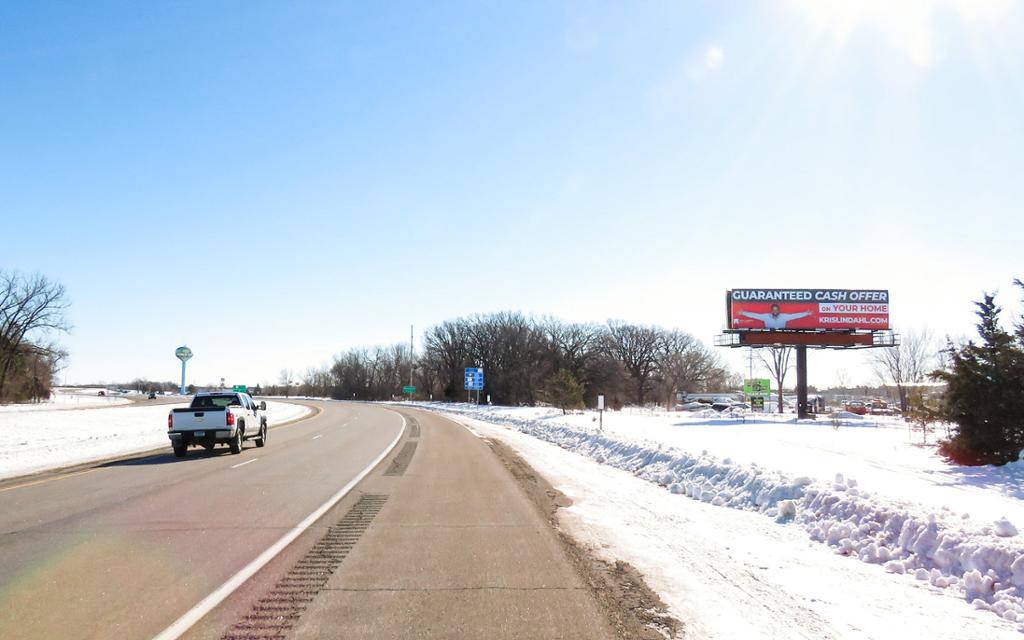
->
[463, 311, 548, 406]
[279, 368, 294, 398]
[423, 319, 471, 400]
[301, 366, 332, 398]
[330, 348, 370, 399]
[0, 271, 71, 401]
[834, 369, 850, 391]
[605, 321, 661, 406]
[542, 319, 602, 383]
[759, 347, 792, 413]
[868, 328, 934, 413]
[657, 329, 726, 409]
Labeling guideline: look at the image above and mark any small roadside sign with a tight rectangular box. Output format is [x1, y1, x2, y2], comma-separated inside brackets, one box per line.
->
[744, 378, 771, 395]
[751, 396, 765, 410]
[597, 394, 605, 410]
[403, 386, 416, 394]
[232, 385, 247, 393]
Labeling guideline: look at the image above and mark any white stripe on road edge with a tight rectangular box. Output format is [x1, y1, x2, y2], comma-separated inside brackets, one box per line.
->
[312, 434, 323, 440]
[152, 410, 407, 640]
[231, 458, 259, 469]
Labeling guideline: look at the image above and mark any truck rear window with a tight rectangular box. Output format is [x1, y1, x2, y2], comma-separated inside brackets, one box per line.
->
[190, 395, 241, 408]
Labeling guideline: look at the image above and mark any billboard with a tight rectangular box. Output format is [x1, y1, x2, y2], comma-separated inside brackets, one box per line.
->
[727, 289, 889, 332]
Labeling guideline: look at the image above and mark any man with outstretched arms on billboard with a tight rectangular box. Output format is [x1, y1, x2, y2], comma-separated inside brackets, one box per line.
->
[739, 303, 811, 330]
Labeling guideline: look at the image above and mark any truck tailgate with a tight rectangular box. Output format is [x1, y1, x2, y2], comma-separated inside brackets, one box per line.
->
[171, 407, 227, 431]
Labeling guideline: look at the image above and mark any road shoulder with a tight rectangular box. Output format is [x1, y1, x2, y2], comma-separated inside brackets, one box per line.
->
[484, 435, 682, 640]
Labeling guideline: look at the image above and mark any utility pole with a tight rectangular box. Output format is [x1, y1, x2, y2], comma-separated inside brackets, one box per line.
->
[409, 324, 414, 390]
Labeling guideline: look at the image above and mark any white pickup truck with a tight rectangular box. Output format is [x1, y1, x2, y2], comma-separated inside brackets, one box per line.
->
[168, 392, 267, 457]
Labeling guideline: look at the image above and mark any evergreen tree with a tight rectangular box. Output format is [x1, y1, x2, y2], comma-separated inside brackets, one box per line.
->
[934, 291, 1024, 465]
[541, 369, 585, 415]
[1016, 279, 1024, 344]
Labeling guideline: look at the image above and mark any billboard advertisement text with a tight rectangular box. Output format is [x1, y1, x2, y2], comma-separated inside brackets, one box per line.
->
[727, 289, 889, 332]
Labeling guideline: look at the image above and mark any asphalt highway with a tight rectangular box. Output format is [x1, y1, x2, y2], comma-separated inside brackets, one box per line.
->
[0, 402, 615, 639]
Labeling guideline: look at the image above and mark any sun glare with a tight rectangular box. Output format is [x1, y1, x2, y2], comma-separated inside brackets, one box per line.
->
[786, 0, 1012, 67]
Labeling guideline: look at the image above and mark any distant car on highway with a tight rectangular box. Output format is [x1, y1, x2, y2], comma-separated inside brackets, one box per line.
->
[148, 391, 157, 399]
[168, 392, 267, 457]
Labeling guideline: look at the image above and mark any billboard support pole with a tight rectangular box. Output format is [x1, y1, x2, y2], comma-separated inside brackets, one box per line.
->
[796, 346, 808, 420]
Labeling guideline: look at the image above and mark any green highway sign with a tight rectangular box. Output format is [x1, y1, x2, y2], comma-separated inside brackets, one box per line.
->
[232, 385, 247, 393]
[743, 378, 771, 395]
[403, 386, 416, 394]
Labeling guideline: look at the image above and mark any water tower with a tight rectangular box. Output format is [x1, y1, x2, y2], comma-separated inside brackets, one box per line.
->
[175, 346, 193, 395]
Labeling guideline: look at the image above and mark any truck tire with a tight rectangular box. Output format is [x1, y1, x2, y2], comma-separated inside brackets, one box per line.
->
[255, 423, 267, 448]
[173, 445, 187, 458]
[229, 428, 243, 454]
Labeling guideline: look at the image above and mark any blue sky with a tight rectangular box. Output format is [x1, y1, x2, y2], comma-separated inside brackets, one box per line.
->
[3, 1, 1022, 387]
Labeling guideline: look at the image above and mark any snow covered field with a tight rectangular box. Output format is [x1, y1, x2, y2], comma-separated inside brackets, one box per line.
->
[0, 399, 311, 480]
[0, 388, 133, 412]
[418, 403, 1024, 637]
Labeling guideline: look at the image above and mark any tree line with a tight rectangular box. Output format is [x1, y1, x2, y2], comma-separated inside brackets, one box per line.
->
[280, 313, 735, 408]
[0, 271, 70, 403]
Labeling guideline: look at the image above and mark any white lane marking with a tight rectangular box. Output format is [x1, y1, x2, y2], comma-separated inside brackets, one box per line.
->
[312, 435, 323, 440]
[152, 409, 407, 640]
[231, 458, 258, 469]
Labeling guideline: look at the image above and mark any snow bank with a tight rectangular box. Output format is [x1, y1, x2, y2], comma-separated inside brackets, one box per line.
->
[0, 400, 311, 480]
[261, 400, 312, 425]
[425, 403, 1024, 630]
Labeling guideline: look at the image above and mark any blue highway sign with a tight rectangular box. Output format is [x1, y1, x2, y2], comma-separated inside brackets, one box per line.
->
[464, 367, 484, 391]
